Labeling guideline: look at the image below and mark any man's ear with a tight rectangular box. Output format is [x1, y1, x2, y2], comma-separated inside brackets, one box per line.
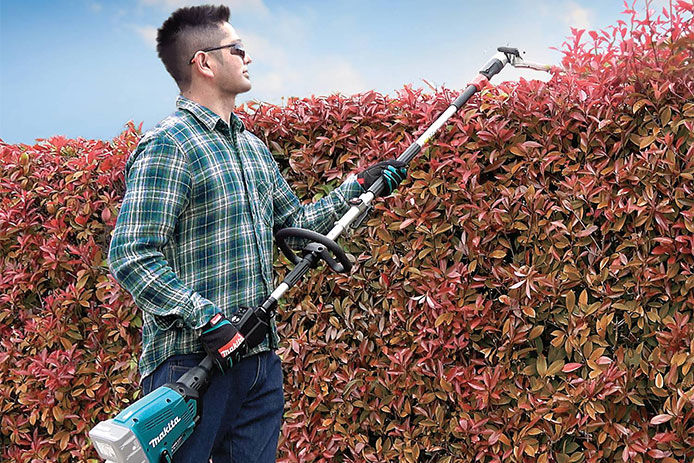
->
[192, 53, 215, 79]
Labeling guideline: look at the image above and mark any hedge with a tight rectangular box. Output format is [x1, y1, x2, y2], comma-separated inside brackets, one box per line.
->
[1, 3, 693, 462]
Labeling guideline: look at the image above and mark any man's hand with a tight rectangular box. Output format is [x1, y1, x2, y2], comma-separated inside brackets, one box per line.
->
[200, 313, 245, 372]
[357, 159, 407, 196]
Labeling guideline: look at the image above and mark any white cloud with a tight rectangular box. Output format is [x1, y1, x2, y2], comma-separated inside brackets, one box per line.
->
[251, 71, 287, 96]
[310, 58, 369, 96]
[563, 1, 593, 29]
[523, 0, 593, 30]
[240, 27, 368, 102]
[135, 25, 158, 49]
[234, 12, 368, 103]
[248, 56, 368, 102]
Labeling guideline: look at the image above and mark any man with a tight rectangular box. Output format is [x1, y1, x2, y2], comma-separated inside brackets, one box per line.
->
[108, 4, 406, 462]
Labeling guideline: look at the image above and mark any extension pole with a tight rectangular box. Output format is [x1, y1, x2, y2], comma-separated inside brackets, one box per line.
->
[185, 48, 546, 381]
[268, 48, 544, 304]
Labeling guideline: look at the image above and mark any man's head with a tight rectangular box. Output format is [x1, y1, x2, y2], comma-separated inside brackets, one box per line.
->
[156, 4, 251, 95]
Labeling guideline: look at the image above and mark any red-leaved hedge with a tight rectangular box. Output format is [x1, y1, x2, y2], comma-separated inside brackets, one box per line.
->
[1, 3, 693, 462]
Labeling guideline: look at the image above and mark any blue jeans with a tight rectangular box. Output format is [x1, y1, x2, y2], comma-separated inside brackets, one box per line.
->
[142, 351, 284, 463]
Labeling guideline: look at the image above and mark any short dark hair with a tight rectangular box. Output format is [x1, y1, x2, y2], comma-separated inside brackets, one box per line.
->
[156, 4, 230, 91]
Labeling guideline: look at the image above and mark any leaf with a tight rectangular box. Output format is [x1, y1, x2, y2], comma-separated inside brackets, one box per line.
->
[655, 373, 664, 388]
[509, 146, 525, 157]
[639, 135, 657, 149]
[547, 360, 565, 376]
[562, 363, 583, 373]
[576, 225, 598, 237]
[670, 352, 687, 367]
[632, 98, 651, 113]
[647, 449, 671, 458]
[650, 414, 673, 425]
[529, 325, 544, 340]
[399, 218, 415, 230]
[566, 291, 576, 311]
[435, 312, 453, 327]
[52, 406, 64, 423]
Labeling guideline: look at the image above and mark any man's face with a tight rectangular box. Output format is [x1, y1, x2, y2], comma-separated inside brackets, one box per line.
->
[210, 22, 252, 95]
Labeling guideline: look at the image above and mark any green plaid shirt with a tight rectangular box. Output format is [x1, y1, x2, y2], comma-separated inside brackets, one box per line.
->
[109, 95, 363, 379]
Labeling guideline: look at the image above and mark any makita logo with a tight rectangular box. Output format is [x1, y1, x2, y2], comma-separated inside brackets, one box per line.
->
[149, 416, 181, 448]
[219, 333, 245, 357]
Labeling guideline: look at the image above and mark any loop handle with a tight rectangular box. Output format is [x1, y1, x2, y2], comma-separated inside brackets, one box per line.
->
[275, 227, 353, 273]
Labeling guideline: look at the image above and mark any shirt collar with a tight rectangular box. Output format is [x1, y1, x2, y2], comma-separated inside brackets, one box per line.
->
[176, 94, 245, 133]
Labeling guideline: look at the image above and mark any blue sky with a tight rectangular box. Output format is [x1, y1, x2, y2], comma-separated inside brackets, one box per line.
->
[0, 0, 663, 145]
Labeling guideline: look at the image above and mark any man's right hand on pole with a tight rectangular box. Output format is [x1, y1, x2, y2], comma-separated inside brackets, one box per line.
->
[356, 159, 407, 196]
[200, 313, 245, 372]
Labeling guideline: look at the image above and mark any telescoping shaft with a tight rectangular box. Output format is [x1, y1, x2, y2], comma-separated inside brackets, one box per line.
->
[188, 48, 553, 382]
[194, 46, 552, 385]
[267, 47, 551, 306]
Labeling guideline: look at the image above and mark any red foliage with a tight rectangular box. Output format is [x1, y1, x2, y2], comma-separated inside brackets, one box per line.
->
[1, 3, 693, 462]
[0, 126, 143, 462]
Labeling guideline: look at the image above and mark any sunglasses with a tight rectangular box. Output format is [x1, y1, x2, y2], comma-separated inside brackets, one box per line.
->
[189, 42, 246, 65]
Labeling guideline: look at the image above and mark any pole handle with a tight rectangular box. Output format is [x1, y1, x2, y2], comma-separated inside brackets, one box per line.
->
[177, 355, 213, 391]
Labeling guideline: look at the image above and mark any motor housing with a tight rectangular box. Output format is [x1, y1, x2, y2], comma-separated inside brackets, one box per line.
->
[89, 384, 199, 463]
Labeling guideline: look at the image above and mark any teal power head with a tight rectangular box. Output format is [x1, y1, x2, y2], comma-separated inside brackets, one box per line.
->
[89, 384, 198, 463]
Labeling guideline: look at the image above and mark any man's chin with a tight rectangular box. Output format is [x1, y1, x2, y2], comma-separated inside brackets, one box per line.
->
[224, 82, 251, 97]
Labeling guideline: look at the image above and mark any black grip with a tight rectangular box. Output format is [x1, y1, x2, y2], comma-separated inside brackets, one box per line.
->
[497, 47, 521, 57]
[177, 355, 213, 391]
[367, 176, 386, 197]
[275, 227, 352, 273]
[452, 85, 478, 110]
[480, 58, 504, 79]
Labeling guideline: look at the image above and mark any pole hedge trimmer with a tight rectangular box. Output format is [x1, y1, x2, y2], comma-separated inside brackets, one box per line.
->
[89, 47, 552, 463]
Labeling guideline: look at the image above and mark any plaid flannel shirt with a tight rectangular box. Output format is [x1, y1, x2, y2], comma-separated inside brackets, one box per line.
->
[108, 95, 363, 379]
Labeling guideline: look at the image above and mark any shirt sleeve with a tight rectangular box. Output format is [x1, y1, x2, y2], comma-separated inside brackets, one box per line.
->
[270, 156, 364, 233]
[108, 134, 219, 331]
